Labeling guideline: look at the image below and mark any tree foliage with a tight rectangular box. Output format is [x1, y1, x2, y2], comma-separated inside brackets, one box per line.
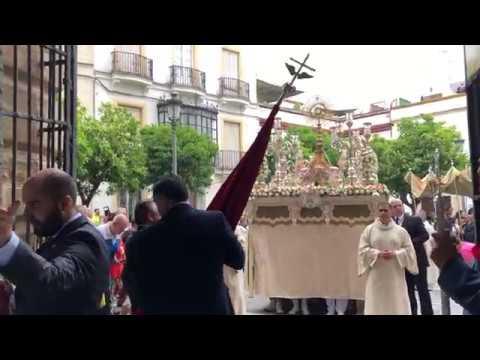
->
[286, 126, 340, 165]
[141, 124, 218, 194]
[76, 102, 146, 206]
[370, 114, 468, 208]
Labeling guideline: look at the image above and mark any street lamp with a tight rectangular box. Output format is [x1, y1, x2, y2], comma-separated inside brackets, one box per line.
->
[433, 147, 452, 315]
[165, 92, 182, 175]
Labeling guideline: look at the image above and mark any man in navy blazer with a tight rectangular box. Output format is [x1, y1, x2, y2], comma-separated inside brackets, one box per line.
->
[125, 176, 245, 314]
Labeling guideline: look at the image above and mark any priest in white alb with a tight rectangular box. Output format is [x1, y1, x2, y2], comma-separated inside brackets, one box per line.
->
[358, 201, 418, 315]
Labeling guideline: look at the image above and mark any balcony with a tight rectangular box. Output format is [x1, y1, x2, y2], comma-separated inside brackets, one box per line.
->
[170, 65, 206, 93]
[111, 51, 153, 83]
[218, 77, 250, 102]
[215, 150, 245, 172]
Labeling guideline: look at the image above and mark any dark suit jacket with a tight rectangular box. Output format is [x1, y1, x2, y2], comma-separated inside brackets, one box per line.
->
[0, 216, 110, 314]
[400, 215, 430, 268]
[463, 223, 476, 243]
[125, 203, 245, 315]
[439, 256, 480, 315]
[122, 225, 151, 312]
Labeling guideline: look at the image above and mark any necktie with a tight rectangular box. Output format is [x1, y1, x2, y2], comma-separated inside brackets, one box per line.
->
[395, 217, 399, 225]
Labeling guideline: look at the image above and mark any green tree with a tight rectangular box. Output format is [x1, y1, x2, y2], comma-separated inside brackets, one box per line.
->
[76, 102, 147, 206]
[370, 114, 468, 210]
[286, 126, 340, 165]
[141, 124, 218, 194]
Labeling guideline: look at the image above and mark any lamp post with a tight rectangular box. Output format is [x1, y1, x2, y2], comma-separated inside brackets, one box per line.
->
[454, 139, 467, 209]
[165, 92, 182, 175]
[433, 148, 451, 315]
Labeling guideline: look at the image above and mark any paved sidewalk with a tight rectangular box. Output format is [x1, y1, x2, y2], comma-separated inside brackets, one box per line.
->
[247, 289, 465, 315]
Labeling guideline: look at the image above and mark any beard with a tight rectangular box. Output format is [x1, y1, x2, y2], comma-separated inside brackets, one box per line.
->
[30, 209, 65, 237]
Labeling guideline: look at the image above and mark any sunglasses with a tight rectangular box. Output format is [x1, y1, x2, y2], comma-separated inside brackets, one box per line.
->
[378, 209, 389, 213]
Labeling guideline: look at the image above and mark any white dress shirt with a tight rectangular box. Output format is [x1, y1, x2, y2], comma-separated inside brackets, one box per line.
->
[96, 223, 114, 241]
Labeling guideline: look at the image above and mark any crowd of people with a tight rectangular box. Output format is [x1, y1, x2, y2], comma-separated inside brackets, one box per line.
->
[0, 169, 245, 315]
[1, 167, 480, 315]
[359, 199, 478, 315]
[79, 198, 249, 315]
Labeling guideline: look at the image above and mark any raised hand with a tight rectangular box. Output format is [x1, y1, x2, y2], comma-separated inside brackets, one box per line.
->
[0, 201, 21, 247]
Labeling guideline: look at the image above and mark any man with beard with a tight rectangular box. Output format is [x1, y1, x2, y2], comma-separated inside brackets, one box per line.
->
[0, 168, 110, 314]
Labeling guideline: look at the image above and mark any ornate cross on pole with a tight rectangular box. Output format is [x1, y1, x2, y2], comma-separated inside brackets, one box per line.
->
[278, 53, 316, 103]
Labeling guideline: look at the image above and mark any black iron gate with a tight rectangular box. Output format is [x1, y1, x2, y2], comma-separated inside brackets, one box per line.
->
[0, 45, 77, 249]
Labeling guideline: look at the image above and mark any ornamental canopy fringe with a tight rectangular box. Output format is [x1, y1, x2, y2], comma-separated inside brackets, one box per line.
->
[405, 166, 473, 198]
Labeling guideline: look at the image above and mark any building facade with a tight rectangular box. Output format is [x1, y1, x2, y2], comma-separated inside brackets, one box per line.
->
[349, 93, 468, 151]
[347, 92, 470, 212]
[77, 45, 317, 212]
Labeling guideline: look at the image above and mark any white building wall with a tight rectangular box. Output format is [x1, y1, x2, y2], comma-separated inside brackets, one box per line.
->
[93, 80, 112, 118]
[198, 45, 222, 96]
[353, 113, 390, 129]
[390, 95, 468, 151]
[391, 95, 466, 120]
[79, 44, 321, 210]
[349, 94, 469, 154]
[94, 45, 114, 73]
[147, 45, 172, 84]
[241, 45, 257, 104]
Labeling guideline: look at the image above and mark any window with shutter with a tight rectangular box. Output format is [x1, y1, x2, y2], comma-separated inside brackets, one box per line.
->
[223, 121, 241, 151]
[173, 45, 193, 86]
[222, 49, 239, 79]
[119, 105, 142, 122]
[116, 45, 141, 54]
[222, 49, 240, 96]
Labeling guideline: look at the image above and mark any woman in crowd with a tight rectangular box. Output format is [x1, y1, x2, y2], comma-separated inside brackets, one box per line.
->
[110, 224, 130, 314]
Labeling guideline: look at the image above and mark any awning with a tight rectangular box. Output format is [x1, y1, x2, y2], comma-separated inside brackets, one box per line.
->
[404, 169, 437, 198]
[441, 166, 473, 197]
[256, 79, 303, 104]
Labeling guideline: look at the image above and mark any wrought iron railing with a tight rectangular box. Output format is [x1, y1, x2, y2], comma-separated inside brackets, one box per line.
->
[0, 45, 76, 250]
[112, 51, 153, 80]
[218, 77, 249, 101]
[215, 150, 245, 171]
[170, 65, 206, 92]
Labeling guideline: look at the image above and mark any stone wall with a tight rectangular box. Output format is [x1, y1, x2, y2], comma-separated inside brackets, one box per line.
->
[0, 46, 54, 247]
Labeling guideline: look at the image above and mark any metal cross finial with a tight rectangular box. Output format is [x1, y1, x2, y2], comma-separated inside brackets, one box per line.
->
[286, 53, 316, 85]
[279, 53, 316, 102]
